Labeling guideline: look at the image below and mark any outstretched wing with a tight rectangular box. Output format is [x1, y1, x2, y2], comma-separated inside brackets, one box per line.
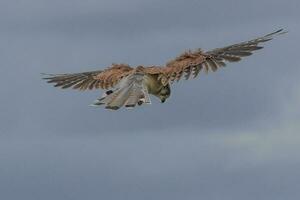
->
[154, 29, 286, 83]
[43, 64, 133, 90]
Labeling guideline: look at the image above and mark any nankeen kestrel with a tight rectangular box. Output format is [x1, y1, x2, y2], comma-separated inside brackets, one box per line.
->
[43, 29, 286, 110]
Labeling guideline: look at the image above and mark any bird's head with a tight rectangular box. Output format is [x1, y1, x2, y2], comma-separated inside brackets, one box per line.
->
[158, 85, 171, 103]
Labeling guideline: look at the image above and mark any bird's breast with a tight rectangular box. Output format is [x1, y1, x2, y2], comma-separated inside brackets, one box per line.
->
[144, 74, 163, 95]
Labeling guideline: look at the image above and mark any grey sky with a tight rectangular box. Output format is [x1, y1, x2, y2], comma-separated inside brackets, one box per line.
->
[0, 0, 299, 199]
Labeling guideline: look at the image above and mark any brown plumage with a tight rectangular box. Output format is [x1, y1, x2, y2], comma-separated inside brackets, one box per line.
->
[43, 29, 286, 110]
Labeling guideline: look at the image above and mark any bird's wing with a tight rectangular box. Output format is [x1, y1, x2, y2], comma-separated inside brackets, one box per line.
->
[149, 29, 286, 84]
[42, 63, 134, 90]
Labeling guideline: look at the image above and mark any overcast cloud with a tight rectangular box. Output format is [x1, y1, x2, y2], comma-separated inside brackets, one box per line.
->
[0, 0, 299, 199]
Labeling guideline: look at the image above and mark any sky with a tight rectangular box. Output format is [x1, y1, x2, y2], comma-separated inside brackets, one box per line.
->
[0, 0, 299, 199]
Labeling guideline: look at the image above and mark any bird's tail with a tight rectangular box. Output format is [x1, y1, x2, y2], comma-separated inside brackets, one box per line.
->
[90, 74, 151, 110]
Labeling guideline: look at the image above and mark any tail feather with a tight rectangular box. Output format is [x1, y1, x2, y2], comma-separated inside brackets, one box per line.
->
[106, 85, 133, 109]
[124, 87, 141, 108]
[124, 83, 150, 108]
[91, 73, 151, 110]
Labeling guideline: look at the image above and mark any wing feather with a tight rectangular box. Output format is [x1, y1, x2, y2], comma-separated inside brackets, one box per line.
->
[43, 64, 133, 90]
[205, 29, 286, 65]
[148, 29, 286, 84]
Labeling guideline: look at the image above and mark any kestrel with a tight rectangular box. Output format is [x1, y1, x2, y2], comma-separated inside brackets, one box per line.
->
[43, 29, 286, 110]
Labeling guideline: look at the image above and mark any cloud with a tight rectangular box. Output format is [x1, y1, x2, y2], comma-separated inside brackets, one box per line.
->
[0, 0, 300, 199]
[1, 23, 298, 135]
[1, 119, 300, 200]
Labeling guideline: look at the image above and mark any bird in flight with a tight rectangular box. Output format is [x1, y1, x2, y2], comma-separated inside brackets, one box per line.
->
[43, 29, 286, 110]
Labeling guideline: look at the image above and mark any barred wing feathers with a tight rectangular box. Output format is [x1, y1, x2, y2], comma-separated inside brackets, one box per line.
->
[159, 29, 286, 83]
[43, 64, 133, 90]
